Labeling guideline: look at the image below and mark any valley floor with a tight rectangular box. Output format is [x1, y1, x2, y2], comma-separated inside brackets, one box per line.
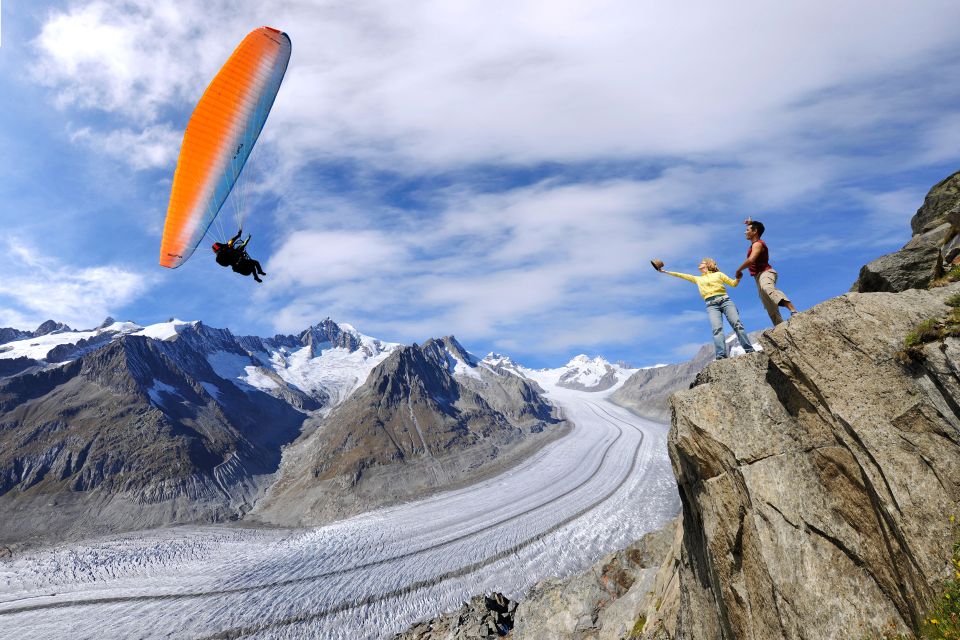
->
[0, 385, 679, 639]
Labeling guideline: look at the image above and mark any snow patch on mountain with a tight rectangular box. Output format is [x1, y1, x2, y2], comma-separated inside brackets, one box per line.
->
[0, 320, 141, 361]
[270, 340, 398, 406]
[0, 317, 400, 413]
[0, 319, 204, 362]
[135, 319, 197, 341]
[440, 342, 484, 380]
[147, 380, 182, 407]
[482, 353, 526, 377]
[199, 382, 223, 401]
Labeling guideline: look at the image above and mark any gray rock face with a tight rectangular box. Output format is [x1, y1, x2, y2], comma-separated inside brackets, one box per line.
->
[393, 592, 517, 640]
[507, 521, 676, 640]
[912, 169, 960, 235]
[851, 243, 942, 293]
[0, 328, 31, 346]
[298, 317, 362, 355]
[251, 336, 566, 526]
[32, 320, 71, 337]
[667, 286, 960, 639]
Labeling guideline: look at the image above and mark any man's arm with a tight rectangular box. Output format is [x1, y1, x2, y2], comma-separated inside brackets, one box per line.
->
[735, 242, 763, 279]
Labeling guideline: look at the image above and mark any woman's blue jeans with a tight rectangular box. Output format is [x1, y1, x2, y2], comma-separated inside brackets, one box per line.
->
[706, 295, 754, 359]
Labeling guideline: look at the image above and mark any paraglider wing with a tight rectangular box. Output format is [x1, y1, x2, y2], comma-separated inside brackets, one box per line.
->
[160, 27, 291, 268]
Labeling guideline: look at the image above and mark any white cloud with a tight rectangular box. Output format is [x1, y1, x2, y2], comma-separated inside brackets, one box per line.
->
[916, 114, 960, 166]
[267, 230, 408, 287]
[21, 0, 960, 362]
[31, 1, 242, 123]
[31, 0, 960, 171]
[70, 124, 182, 170]
[0, 238, 153, 330]
[258, 177, 715, 343]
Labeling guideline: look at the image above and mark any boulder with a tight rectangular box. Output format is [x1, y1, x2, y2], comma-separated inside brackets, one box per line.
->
[850, 243, 941, 292]
[393, 592, 517, 640]
[911, 169, 960, 235]
[853, 169, 960, 292]
[903, 221, 954, 250]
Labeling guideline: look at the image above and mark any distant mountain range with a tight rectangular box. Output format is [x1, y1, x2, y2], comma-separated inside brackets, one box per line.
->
[0, 317, 652, 546]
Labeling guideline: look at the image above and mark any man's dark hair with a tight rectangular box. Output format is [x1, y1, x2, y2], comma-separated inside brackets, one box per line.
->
[749, 220, 765, 237]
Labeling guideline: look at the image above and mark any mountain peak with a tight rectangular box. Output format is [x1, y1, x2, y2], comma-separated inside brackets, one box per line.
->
[299, 318, 361, 356]
[565, 354, 610, 368]
[33, 319, 71, 336]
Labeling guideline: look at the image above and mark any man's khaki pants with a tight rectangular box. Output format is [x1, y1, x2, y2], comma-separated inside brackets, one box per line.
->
[755, 270, 790, 326]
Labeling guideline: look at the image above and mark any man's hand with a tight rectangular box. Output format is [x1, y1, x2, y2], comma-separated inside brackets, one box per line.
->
[743, 217, 752, 225]
[735, 270, 743, 279]
[651, 259, 665, 272]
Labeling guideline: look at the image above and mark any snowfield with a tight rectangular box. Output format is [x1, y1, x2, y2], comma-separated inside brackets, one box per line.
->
[0, 381, 679, 639]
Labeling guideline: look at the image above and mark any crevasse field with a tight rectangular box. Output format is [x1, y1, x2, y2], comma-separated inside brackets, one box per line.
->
[0, 380, 679, 639]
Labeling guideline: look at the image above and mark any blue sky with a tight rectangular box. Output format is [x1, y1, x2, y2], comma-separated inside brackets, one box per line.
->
[1, 1, 959, 368]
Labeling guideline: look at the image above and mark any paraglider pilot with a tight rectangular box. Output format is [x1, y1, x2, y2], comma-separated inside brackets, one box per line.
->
[212, 229, 267, 283]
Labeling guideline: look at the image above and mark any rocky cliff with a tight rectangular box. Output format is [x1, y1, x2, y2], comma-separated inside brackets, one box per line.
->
[667, 285, 960, 639]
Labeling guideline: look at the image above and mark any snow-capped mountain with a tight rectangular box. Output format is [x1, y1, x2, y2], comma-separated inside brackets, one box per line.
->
[482, 352, 638, 393]
[0, 319, 564, 544]
[0, 317, 398, 412]
[252, 336, 563, 526]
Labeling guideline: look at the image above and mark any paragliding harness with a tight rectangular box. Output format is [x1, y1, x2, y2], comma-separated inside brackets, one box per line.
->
[212, 242, 241, 267]
[212, 230, 265, 282]
[212, 230, 247, 267]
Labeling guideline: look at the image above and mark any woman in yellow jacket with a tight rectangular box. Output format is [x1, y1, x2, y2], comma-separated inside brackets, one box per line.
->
[653, 258, 756, 360]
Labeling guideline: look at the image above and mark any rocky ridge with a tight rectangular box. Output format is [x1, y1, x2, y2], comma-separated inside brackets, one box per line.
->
[393, 592, 518, 640]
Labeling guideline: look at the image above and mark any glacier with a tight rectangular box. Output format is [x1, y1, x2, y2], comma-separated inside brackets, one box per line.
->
[0, 384, 678, 639]
[0, 322, 679, 639]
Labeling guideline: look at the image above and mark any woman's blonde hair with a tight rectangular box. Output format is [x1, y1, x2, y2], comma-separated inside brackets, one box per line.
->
[700, 258, 719, 272]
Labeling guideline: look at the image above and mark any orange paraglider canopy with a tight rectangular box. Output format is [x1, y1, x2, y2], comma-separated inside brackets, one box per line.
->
[160, 27, 291, 268]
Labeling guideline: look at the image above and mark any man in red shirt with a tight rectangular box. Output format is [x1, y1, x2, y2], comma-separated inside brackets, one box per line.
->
[735, 218, 798, 325]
